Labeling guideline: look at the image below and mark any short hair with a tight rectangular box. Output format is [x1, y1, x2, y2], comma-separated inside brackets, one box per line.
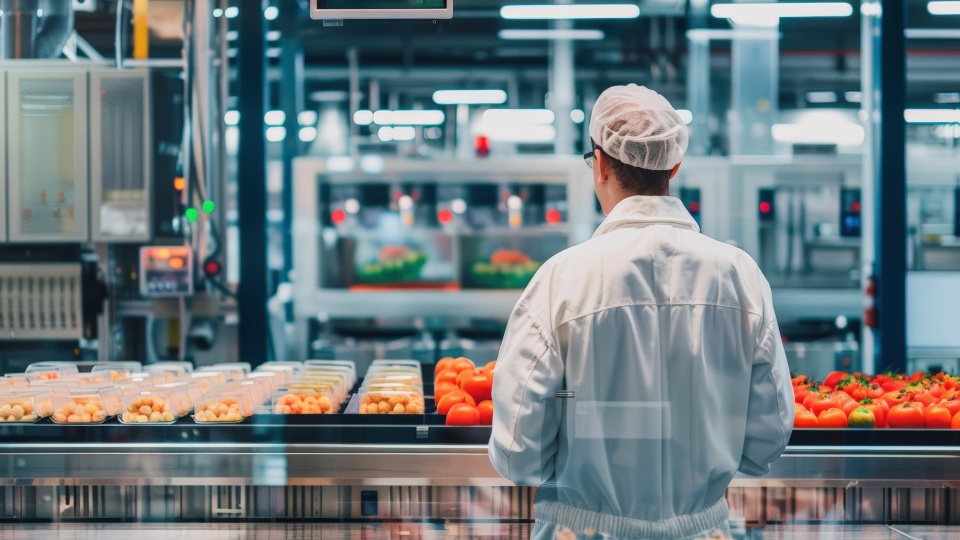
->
[595, 141, 671, 196]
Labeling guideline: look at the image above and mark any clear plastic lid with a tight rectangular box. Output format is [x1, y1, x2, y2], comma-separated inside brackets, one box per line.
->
[362, 373, 424, 391]
[208, 362, 252, 375]
[246, 372, 279, 395]
[53, 392, 113, 424]
[305, 360, 356, 383]
[369, 359, 421, 371]
[0, 374, 29, 388]
[193, 392, 252, 423]
[91, 361, 143, 381]
[72, 372, 111, 386]
[190, 371, 228, 394]
[358, 384, 425, 415]
[197, 365, 245, 382]
[0, 389, 55, 422]
[293, 374, 347, 403]
[256, 361, 304, 376]
[233, 379, 269, 406]
[120, 391, 180, 424]
[273, 387, 338, 414]
[157, 381, 202, 411]
[25, 362, 80, 382]
[145, 362, 193, 380]
[302, 367, 355, 390]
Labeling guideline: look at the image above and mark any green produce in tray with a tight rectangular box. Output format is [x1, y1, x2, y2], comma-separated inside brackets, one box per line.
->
[470, 249, 541, 289]
[357, 246, 427, 284]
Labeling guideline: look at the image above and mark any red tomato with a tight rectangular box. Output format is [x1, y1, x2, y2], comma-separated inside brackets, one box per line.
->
[436, 390, 476, 415]
[908, 371, 925, 384]
[459, 372, 493, 403]
[924, 404, 953, 429]
[929, 383, 945, 399]
[823, 371, 849, 389]
[841, 399, 861, 416]
[795, 402, 809, 413]
[434, 381, 458, 404]
[434, 357, 456, 378]
[818, 408, 848, 428]
[792, 375, 809, 386]
[449, 358, 476, 374]
[881, 391, 907, 408]
[445, 403, 480, 426]
[483, 361, 497, 374]
[809, 394, 840, 416]
[477, 400, 494, 425]
[794, 410, 819, 428]
[835, 392, 855, 407]
[940, 397, 960, 418]
[793, 385, 811, 405]
[860, 399, 889, 428]
[435, 369, 459, 387]
[911, 391, 936, 407]
[952, 411, 960, 429]
[887, 402, 925, 429]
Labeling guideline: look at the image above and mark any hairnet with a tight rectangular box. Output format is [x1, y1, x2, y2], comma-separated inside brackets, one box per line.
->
[588, 85, 688, 171]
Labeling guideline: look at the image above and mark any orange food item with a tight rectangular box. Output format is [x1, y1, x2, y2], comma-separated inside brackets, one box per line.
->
[434, 358, 456, 377]
[359, 391, 424, 415]
[449, 358, 476, 375]
[952, 411, 960, 429]
[275, 393, 336, 414]
[809, 394, 840, 416]
[434, 382, 458, 404]
[923, 404, 953, 429]
[121, 395, 176, 423]
[794, 410, 819, 428]
[434, 369, 459, 387]
[887, 402, 924, 429]
[817, 408, 848, 428]
[483, 361, 497, 374]
[847, 407, 875, 429]
[477, 400, 494, 425]
[459, 371, 493, 403]
[940, 396, 960, 418]
[490, 249, 531, 265]
[194, 397, 244, 422]
[53, 397, 107, 424]
[436, 390, 476, 415]
[445, 403, 480, 426]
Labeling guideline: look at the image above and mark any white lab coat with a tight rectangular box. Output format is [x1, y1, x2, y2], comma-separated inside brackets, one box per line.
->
[489, 196, 794, 540]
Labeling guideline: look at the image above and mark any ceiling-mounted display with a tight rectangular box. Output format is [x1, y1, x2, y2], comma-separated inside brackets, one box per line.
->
[311, 0, 452, 20]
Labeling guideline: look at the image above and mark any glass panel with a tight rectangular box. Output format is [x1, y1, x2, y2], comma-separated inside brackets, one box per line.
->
[98, 76, 148, 239]
[17, 78, 78, 236]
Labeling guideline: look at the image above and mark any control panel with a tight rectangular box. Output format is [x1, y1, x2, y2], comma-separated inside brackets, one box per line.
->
[139, 246, 194, 297]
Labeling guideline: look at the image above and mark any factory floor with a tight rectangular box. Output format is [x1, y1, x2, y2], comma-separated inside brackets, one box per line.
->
[1, 523, 959, 540]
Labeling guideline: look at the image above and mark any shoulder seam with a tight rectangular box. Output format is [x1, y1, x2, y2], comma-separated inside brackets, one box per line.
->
[558, 302, 764, 327]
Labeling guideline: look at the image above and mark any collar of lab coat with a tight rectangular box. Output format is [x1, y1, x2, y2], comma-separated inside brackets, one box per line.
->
[592, 196, 700, 239]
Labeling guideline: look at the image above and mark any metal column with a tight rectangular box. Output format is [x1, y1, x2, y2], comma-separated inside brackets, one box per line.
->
[860, 2, 880, 373]
[730, 26, 778, 155]
[279, 0, 305, 276]
[686, 35, 711, 156]
[237, 0, 269, 365]
[549, 19, 576, 155]
[875, 0, 907, 371]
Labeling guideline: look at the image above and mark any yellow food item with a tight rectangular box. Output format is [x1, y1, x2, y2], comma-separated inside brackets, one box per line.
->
[121, 395, 176, 423]
[194, 398, 244, 422]
[358, 392, 424, 415]
[53, 397, 107, 424]
[0, 400, 40, 423]
[275, 393, 336, 414]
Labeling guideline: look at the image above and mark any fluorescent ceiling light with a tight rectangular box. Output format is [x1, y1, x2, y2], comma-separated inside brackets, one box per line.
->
[570, 109, 586, 123]
[771, 123, 865, 145]
[360, 155, 386, 174]
[482, 108, 555, 125]
[325, 156, 354, 173]
[676, 109, 694, 125]
[298, 111, 318, 126]
[845, 91, 862, 103]
[264, 110, 285, 125]
[500, 4, 640, 20]
[498, 29, 606, 40]
[935, 92, 960, 104]
[711, 2, 853, 26]
[224, 6, 239, 19]
[266, 126, 286, 142]
[224, 110, 240, 126]
[929, 1, 960, 15]
[392, 126, 417, 141]
[904, 109, 960, 123]
[432, 90, 508, 105]
[377, 127, 395, 142]
[299, 127, 318, 142]
[264, 6, 279, 20]
[806, 91, 839, 104]
[483, 124, 558, 143]
[354, 110, 374, 126]
[905, 28, 960, 39]
[686, 28, 780, 40]
[373, 110, 446, 126]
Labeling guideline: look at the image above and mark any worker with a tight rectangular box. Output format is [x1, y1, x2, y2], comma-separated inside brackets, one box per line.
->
[488, 85, 794, 540]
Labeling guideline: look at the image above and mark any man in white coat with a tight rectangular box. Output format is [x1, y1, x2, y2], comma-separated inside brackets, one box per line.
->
[489, 85, 794, 540]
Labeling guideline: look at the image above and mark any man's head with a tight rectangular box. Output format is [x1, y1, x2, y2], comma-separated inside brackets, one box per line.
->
[587, 85, 689, 214]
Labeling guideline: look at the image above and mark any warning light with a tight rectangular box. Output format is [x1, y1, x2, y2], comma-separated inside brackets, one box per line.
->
[174, 177, 186, 191]
[438, 209, 454, 224]
[331, 209, 347, 224]
[545, 209, 562, 223]
[759, 201, 772, 214]
[852, 201, 861, 212]
[168, 257, 185, 269]
[475, 135, 490, 157]
[156, 248, 171, 259]
[204, 259, 222, 277]
[689, 201, 700, 213]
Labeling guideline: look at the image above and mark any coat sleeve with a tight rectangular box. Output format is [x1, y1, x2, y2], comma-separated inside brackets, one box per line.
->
[739, 278, 795, 476]
[488, 294, 564, 486]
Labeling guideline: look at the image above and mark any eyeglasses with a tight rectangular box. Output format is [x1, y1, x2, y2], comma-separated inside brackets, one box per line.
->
[583, 149, 595, 169]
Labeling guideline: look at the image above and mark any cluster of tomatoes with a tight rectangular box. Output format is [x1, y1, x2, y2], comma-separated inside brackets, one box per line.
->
[434, 357, 496, 426]
[793, 371, 960, 429]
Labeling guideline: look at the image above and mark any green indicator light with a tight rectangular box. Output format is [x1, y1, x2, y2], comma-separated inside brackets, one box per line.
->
[203, 200, 216, 214]
[186, 208, 199, 222]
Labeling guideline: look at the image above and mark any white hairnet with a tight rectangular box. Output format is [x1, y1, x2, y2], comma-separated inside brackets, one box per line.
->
[588, 84, 689, 171]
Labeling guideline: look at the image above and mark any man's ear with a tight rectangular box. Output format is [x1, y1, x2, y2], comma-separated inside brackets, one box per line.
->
[595, 150, 610, 185]
[669, 162, 681, 180]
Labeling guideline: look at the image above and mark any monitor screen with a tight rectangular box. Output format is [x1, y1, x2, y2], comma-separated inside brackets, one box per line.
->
[312, 0, 452, 19]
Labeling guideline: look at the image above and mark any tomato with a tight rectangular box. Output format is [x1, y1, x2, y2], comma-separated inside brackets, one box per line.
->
[434, 381, 458, 404]
[823, 371, 849, 389]
[436, 390, 476, 415]
[847, 407, 875, 429]
[908, 371, 925, 384]
[887, 402, 925, 429]
[435, 369, 459, 387]
[793, 385, 812, 405]
[477, 400, 494, 425]
[445, 403, 480, 426]
[483, 361, 497, 374]
[881, 380, 906, 392]
[911, 391, 936, 407]
[449, 358, 476, 374]
[924, 404, 953, 429]
[818, 408, 848, 428]
[809, 394, 840, 416]
[794, 410, 819, 428]
[460, 372, 493, 403]
[456, 369, 477, 388]
[952, 411, 960, 429]
[929, 383, 945, 399]
[795, 402, 808, 413]
[792, 375, 809, 386]
[940, 397, 960, 418]
[841, 399, 861, 416]
[434, 357, 456, 378]
[881, 391, 907, 408]
[834, 392, 855, 407]
[860, 398, 888, 428]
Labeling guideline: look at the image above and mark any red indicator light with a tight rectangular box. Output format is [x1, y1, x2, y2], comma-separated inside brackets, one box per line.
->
[438, 209, 454, 224]
[331, 209, 347, 224]
[545, 209, 562, 223]
[852, 201, 861, 213]
[204, 260, 222, 277]
[689, 201, 700, 213]
[759, 201, 772, 214]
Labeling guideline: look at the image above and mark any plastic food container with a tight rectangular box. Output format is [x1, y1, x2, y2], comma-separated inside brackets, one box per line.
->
[91, 361, 143, 381]
[191, 371, 228, 394]
[72, 373, 111, 386]
[1, 374, 29, 388]
[208, 362, 252, 375]
[273, 387, 338, 414]
[295, 375, 348, 403]
[305, 360, 356, 383]
[193, 391, 253, 423]
[25, 362, 79, 382]
[233, 379, 269, 406]
[246, 372, 280, 395]
[53, 392, 114, 424]
[119, 391, 180, 424]
[145, 362, 193, 381]
[368, 359, 421, 371]
[256, 361, 304, 377]
[198, 365, 245, 382]
[0, 389, 55, 422]
[153, 382, 200, 417]
[358, 384, 425, 415]
[305, 366, 357, 390]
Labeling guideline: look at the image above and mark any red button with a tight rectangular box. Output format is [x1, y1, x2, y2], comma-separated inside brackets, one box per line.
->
[545, 209, 562, 223]
[759, 201, 772, 214]
[438, 209, 454, 224]
[689, 201, 700, 212]
[331, 209, 347, 224]
[852, 201, 861, 213]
